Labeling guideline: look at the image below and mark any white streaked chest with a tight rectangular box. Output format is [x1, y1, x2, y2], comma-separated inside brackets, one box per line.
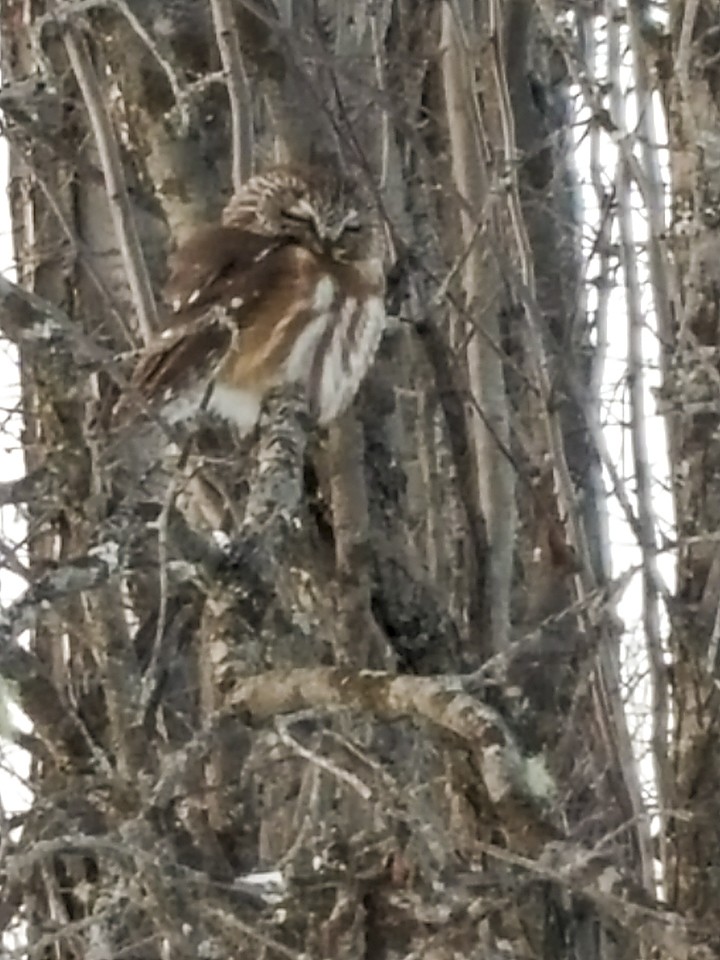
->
[278, 270, 386, 422]
[311, 291, 386, 423]
[167, 271, 385, 433]
[283, 276, 337, 383]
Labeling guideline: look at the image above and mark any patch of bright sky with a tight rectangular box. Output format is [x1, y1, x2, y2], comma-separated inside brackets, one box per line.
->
[573, 4, 674, 820]
[0, 132, 33, 821]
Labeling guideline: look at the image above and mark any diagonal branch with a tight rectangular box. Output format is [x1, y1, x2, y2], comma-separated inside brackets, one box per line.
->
[62, 22, 159, 342]
[0, 542, 122, 650]
[0, 271, 119, 371]
[0, 544, 123, 765]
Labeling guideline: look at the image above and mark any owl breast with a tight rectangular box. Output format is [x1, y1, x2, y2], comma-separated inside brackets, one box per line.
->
[206, 264, 385, 433]
[310, 291, 385, 424]
[282, 275, 385, 424]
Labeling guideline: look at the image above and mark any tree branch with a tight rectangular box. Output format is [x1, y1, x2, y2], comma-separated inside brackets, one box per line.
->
[327, 411, 380, 667]
[440, 1, 515, 651]
[0, 272, 119, 371]
[62, 22, 159, 342]
[0, 542, 122, 650]
[208, 0, 254, 189]
[0, 544, 124, 765]
[0, 468, 52, 507]
[228, 665, 558, 850]
[223, 385, 310, 582]
[478, 842, 700, 960]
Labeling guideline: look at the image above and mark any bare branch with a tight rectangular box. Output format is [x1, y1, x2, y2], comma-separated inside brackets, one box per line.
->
[0, 548, 119, 765]
[327, 412, 383, 668]
[476, 841, 700, 960]
[0, 271, 119, 372]
[110, 0, 192, 132]
[676, 0, 700, 95]
[274, 713, 373, 801]
[228, 665, 558, 848]
[626, 2, 677, 420]
[224, 385, 310, 580]
[36, 0, 191, 129]
[62, 22, 159, 342]
[607, 2, 669, 887]
[0, 542, 122, 648]
[208, 0, 254, 189]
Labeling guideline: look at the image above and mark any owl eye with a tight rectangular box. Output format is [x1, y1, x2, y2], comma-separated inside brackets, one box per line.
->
[342, 222, 362, 233]
[281, 209, 313, 225]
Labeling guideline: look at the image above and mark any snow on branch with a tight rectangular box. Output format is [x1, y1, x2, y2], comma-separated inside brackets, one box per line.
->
[0, 271, 118, 370]
[0, 542, 122, 650]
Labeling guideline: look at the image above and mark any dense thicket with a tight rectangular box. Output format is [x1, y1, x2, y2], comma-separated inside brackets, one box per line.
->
[0, 3, 714, 959]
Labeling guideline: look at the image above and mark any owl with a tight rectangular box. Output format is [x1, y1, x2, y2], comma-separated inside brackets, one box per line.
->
[127, 166, 386, 434]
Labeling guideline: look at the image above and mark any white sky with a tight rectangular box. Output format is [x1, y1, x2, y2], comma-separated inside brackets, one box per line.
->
[0, 136, 32, 826]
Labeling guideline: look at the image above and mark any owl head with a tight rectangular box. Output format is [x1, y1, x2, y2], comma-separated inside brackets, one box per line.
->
[222, 166, 381, 263]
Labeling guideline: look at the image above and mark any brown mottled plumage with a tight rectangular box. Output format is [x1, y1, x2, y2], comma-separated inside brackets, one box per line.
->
[127, 166, 386, 434]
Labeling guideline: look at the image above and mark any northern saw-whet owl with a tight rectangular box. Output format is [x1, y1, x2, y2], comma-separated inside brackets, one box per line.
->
[126, 166, 386, 434]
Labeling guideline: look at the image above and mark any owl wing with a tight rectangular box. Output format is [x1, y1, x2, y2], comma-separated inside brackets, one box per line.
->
[127, 314, 232, 407]
[128, 227, 317, 408]
[163, 225, 287, 318]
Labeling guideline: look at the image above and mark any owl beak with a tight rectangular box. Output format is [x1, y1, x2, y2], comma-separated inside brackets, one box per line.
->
[313, 223, 340, 255]
[326, 225, 345, 243]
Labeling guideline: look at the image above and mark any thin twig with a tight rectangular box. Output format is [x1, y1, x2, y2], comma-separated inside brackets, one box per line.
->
[533, 0, 681, 331]
[39, 0, 192, 130]
[607, 1, 669, 888]
[275, 713, 372, 800]
[208, 0, 254, 190]
[228, 665, 558, 847]
[625, 2, 676, 442]
[110, 0, 192, 131]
